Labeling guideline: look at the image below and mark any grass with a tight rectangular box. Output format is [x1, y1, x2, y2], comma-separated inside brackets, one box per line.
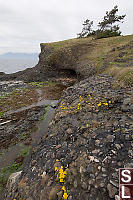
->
[105, 66, 133, 85]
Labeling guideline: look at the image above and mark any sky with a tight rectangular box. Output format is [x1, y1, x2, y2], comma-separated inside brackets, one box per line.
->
[0, 0, 132, 54]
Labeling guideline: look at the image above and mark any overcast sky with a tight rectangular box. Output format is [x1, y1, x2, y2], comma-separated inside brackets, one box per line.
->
[0, 0, 132, 54]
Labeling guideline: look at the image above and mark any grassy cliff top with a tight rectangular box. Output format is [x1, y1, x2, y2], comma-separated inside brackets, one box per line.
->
[42, 34, 133, 85]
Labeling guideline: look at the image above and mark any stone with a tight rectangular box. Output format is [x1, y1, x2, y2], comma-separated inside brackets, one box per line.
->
[92, 149, 100, 154]
[81, 182, 88, 190]
[74, 180, 78, 188]
[115, 195, 120, 200]
[106, 135, 115, 142]
[66, 128, 73, 134]
[41, 174, 49, 186]
[49, 185, 61, 200]
[18, 177, 27, 188]
[107, 183, 118, 198]
[6, 171, 22, 191]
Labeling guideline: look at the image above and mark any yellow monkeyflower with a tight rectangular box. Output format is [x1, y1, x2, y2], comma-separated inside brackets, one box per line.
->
[59, 172, 66, 179]
[55, 167, 58, 171]
[62, 186, 66, 191]
[60, 178, 64, 182]
[88, 94, 91, 97]
[104, 103, 108, 106]
[59, 168, 63, 174]
[86, 124, 89, 128]
[63, 192, 68, 199]
[109, 101, 111, 103]
[80, 96, 83, 102]
[97, 102, 101, 107]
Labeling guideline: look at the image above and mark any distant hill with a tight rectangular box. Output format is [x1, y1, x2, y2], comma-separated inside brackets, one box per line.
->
[0, 52, 38, 59]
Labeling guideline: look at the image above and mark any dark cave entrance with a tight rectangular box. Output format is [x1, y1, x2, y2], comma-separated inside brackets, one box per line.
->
[58, 69, 77, 79]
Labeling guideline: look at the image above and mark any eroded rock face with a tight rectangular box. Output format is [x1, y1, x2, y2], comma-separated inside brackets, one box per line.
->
[6, 75, 133, 200]
[0, 42, 95, 82]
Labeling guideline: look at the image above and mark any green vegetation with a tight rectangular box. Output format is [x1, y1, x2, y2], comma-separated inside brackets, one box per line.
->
[28, 81, 58, 88]
[0, 162, 22, 189]
[18, 146, 31, 157]
[0, 112, 4, 118]
[43, 105, 49, 120]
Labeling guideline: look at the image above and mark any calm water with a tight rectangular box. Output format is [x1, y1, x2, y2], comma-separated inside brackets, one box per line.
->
[0, 58, 38, 74]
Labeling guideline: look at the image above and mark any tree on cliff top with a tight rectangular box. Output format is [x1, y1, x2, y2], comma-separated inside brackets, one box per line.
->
[77, 5, 126, 39]
[77, 19, 94, 38]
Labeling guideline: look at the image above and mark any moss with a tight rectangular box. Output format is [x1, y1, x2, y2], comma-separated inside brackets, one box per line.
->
[0, 112, 4, 118]
[18, 146, 31, 157]
[28, 81, 58, 88]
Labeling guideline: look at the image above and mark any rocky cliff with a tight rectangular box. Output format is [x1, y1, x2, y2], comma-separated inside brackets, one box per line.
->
[4, 35, 133, 200]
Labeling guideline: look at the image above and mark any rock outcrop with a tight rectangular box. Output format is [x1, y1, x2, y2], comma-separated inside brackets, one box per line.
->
[6, 74, 133, 200]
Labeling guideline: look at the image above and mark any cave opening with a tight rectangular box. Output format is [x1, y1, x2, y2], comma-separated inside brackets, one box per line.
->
[58, 69, 77, 79]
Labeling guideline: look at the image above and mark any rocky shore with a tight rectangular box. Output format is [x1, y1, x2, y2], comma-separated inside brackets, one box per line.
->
[6, 74, 133, 200]
[0, 80, 67, 199]
[0, 34, 133, 199]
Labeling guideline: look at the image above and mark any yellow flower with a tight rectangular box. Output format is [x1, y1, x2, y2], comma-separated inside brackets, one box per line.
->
[62, 186, 66, 191]
[80, 96, 83, 102]
[104, 103, 108, 106]
[88, 94, 91, 97]
[63, 192, 68, 199]
[86, 124, 89, 128]
[97, 102, 101, 107]
[59, 173, 65, 179]
[55, 167, 58, 171]
[109, 101, 111, 103]
[59, 168, 64, 174]
[60, 178, 64, 182]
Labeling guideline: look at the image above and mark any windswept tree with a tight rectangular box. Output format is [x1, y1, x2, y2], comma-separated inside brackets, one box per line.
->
[96, 5, 126, 38]
[77, 19, 94, 38]
[77, 5, 126, 39]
